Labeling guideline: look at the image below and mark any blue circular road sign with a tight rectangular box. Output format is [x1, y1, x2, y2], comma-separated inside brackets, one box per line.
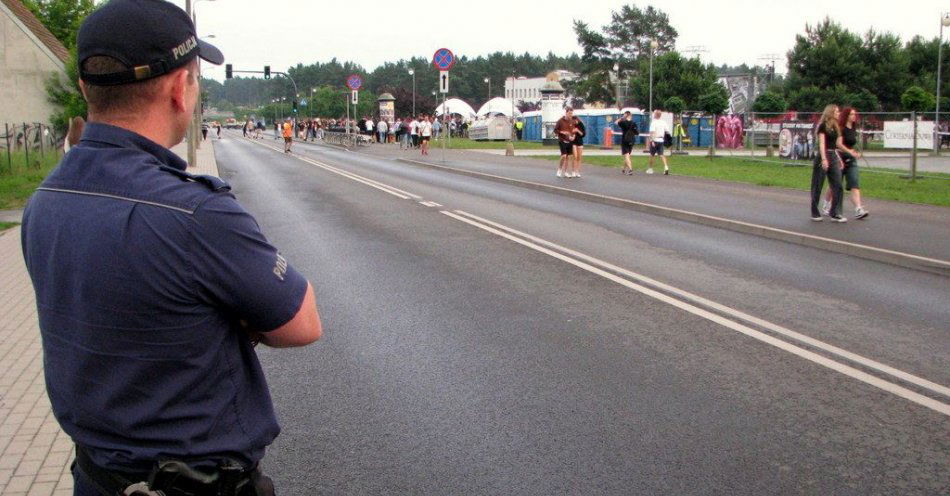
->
[432, 48, 456, 71]
[346, 74, 363, 90]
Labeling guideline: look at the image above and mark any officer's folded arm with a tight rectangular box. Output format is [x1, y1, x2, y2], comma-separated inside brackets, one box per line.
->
[256, 281, 322, 348]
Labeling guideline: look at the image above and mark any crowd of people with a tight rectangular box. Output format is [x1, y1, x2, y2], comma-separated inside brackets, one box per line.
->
[240, 114, 482, 155]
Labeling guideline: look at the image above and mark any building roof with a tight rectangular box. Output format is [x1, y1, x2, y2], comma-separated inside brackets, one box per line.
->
[1, 0, 70, 64]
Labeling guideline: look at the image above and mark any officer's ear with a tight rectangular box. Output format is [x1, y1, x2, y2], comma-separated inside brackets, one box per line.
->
[168, 60, 197, 114]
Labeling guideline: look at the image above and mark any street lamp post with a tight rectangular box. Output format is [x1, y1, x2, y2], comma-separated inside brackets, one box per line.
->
[484, 77, 491, 105]
[649, 39, 658, 114]
[188, 0, 216, 164]
[309, 88, 315, 120]
[935, 13, 950, 153]
[409, 68, 416, 117]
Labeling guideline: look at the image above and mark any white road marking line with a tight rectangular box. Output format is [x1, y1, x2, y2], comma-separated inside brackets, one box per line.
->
[243, 138, 419, 200]
[418, 201, 443, 208]
[441, 210, 950, 416]
[452, 210, 950, 400]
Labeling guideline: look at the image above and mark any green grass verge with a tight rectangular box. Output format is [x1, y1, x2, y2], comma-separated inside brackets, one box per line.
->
[555, 155, 950, 207]
[0, 150, 62, 210]
[430, 137, 552, 150]
[0, 221, 18, 232]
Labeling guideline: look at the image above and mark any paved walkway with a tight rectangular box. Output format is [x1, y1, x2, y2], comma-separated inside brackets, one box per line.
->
[0, 139, 218, 496]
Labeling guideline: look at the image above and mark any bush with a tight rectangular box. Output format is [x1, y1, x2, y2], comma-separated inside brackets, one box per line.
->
[901, 86, 935, 112]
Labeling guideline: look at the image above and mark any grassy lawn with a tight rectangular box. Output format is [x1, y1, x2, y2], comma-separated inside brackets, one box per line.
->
[559, 154, 950, 207]
[0, 221, 18, 232]
[0, 150, 62, 210]
[431, 137, 552, 150]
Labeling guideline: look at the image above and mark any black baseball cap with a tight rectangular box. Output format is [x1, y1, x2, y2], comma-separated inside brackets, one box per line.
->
[78, 0, 224, 86]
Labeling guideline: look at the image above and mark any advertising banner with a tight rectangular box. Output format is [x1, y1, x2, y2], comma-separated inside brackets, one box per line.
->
[379, 101, 395, 124]
[883, 121, 934, 149]
[715, 114, 745, 149]
[778, 121, 817, 160]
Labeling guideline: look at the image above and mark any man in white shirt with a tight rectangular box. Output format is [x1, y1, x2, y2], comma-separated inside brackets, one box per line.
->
[419, 116, 433, 155]
[647, 109, 671, 175]
[365, 118, 375, 141]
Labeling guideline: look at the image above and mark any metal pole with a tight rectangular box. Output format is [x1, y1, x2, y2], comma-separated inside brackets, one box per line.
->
[38, 124, 44, 162]
[442, 92, 446, 163]
[412, 71, 416, 116]
[345, 92, 350, 136]
[936, 18, 944, 154]
[911, 111, 918, 181]
[23, 123, 29, 169]
[5, 123, 11, 174]
[185, 0, 196, 167]
[649, 48, 654, 114]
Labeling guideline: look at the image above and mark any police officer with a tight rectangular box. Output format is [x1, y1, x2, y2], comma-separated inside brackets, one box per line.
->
[20, 1, 322, 495]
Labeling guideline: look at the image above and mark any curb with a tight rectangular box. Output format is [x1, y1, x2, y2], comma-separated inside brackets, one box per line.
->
[395, 157, 950, 277]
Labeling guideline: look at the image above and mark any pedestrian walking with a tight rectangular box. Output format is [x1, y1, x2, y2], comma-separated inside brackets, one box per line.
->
[201, 121, 209, 140]
[615, 111, 639, 175]
[282, 117, 293, 153]
[410, 116, 420, 148]
[216, 122, 222, 139]
[822, 107, 868, 220]
[554, 107, 576, 178]
[647, 109, 670, 175]
[419, 115, 432, 155]
[20, 2, 321, 495]
[811, 104, 846, 222]
[377, 119, 389, 144]
[572, 115, 586, 178]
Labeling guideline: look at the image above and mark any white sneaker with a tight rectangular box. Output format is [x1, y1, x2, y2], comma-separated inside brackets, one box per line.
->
[646, 168, 654, 175]
[566, 171, 575, 178]
[556, 169, 563, 178]
[855, 207, 869, 220]
[821, 200, 831, 216]
[575, 172, 582, 178]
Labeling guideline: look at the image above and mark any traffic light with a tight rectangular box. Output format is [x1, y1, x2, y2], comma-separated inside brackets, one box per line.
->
[292, 100, 298, 113]
[225, 64, 232, 79]
[264, 66, 270, 80]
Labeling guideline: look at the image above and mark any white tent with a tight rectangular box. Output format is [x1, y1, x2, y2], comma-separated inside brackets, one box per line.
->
[435, 98, 477, 118]
[477, 97, 522, 117]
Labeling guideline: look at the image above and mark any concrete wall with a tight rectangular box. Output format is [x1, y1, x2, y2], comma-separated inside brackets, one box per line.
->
[0, 4, 66, 126]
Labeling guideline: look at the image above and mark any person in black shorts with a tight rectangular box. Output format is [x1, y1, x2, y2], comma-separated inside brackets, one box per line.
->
[554, 107, 576, 178]
[572, 115, 586, 178]
[615, 111, 639, 175]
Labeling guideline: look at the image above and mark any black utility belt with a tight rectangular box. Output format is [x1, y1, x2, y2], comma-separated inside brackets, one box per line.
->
[76, 446, 275, 496]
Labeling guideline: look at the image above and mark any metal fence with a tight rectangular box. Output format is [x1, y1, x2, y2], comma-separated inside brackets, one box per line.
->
[697, 111, 950, 180]
[1, 122, 63, 174]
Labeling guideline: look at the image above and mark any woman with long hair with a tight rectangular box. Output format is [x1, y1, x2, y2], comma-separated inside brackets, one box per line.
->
[822, 107, 868, 219]
[572, 115, 586, 178]
[810, 104, 847, 222]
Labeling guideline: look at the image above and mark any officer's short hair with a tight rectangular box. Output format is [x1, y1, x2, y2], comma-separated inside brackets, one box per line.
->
[82, 55, 196, 115]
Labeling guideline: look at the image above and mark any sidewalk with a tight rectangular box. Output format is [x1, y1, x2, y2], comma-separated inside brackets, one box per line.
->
[467, 147, 950, 174]
[356, 144, 950, 266]
[0, 140, 218, 496]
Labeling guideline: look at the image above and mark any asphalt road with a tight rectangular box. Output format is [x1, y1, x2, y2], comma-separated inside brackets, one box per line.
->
[213, 134, 949, 495]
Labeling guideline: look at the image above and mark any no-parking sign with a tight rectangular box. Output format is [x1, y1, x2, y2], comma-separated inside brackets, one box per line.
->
[432, 48, 456, 71]
[346, 74, 363, 91]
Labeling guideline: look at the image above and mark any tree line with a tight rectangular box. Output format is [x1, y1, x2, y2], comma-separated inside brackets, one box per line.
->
[26, 1, 950, 129]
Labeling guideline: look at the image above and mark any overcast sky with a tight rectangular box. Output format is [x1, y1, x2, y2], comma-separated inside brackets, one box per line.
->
[171, 0, 950, 82]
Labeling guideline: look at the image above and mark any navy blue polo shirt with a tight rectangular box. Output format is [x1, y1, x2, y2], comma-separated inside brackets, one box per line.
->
[21, 123, 309, 471]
